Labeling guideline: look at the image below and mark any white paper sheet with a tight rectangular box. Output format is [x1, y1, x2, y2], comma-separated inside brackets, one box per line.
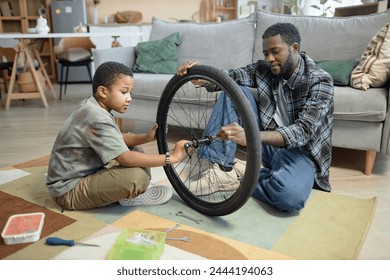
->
[52, 231, 205, 260]
[0, 169, 31, 185]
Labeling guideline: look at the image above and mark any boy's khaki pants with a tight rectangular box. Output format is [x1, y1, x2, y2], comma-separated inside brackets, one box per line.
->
[55, 165, 150, 210]
[54, 146, 151, 210]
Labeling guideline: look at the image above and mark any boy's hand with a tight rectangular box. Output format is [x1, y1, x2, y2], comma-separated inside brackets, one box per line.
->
[170, 140, 190, 164]
[145, 123, 158, 142]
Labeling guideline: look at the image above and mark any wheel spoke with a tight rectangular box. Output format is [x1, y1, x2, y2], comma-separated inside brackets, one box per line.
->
[156, 65, 261, 216]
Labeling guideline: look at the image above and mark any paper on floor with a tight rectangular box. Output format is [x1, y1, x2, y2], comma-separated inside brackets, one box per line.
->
[0, 169, 30, 185]
[52, 231, 205, 260]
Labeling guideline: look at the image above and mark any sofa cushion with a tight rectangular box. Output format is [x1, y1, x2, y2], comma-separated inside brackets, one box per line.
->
[131, 73, 173, 100]
[92, 46, 136, 69]
[350, 23, 390, 91]
[131, 73, 218, 104]
[255, 9, 390, 62]
[149, 14, 256, 69]
[333, 86, 387, 122]
[133, 32, 183, 74]
[317, 60, 359, 86]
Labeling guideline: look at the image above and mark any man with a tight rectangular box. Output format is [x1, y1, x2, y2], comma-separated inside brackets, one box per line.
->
[177, 23, 334, 212]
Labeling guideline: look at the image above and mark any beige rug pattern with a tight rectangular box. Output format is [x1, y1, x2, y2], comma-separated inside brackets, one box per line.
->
[0, 161, 377, 260]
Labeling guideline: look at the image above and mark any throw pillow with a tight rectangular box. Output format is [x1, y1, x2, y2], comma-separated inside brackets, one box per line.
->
[56, 47, 92, 62]
[317, 60, 359, 86]
[350, 23, 390, 90]
[133, 32, 183, 74]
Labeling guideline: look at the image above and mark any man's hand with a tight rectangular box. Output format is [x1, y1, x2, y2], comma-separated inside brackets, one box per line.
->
[177, 60, 198, 76]
[217, 122, 247, 146]
[177, 60, 208, 86]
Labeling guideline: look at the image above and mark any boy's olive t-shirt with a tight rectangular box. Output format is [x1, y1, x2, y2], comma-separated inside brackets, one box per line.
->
[46, 96, 129, 197]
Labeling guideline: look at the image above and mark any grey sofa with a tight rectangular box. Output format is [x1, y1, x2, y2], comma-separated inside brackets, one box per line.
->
[93, 9, 390, 175]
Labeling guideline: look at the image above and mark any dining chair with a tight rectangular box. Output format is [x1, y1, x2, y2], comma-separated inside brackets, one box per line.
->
[0, 47, 16, 98]
[54, 37, 95, 100]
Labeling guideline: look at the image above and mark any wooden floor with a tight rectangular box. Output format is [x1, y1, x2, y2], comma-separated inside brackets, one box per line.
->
[1, 83, 389, 259]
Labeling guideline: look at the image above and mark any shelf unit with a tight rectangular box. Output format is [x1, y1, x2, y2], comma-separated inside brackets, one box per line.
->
[213, 0, 238, 21]
[0, 0, 55, 80]
[334, 1, 388, 17]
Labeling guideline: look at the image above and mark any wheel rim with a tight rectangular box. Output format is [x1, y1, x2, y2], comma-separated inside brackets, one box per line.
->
[156, 65, 261, 216]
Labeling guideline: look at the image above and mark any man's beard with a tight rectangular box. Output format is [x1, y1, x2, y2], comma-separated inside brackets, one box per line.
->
[274, 50, 294, 79]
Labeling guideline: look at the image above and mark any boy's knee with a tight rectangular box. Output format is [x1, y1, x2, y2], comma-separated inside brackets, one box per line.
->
[120, 167, 150, 193]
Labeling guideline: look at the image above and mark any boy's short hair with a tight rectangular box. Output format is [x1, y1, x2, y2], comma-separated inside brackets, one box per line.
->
[262, 22, 301, 48]
[92, 61, 133, 95]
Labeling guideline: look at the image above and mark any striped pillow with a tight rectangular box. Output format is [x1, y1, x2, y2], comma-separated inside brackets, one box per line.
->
[350, 23, 390, 91]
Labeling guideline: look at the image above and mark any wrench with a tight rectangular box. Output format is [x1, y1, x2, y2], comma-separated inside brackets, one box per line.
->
[164, 223, 181, 233]
[166, 237, 190, 242]
[175, 211, 203, 224]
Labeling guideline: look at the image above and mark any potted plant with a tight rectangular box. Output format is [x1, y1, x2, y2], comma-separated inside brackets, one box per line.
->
[284, 0, 306, 15]
[311, 0, 343, 17]
[284, 0, 343, 16]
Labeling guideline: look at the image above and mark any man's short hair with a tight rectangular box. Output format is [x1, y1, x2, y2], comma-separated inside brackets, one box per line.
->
[92, 61, 133, 95]
[262, 23, 301, 47]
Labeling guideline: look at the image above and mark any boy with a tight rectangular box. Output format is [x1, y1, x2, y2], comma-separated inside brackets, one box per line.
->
[46, 61, 187, 210]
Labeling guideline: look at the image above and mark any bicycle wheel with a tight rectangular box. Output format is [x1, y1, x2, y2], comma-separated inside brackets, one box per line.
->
[156, 65, 261, 216]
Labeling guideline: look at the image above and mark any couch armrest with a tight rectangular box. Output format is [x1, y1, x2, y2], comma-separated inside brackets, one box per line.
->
[92, 46, 136, 70]
[381, 86, 390, 154]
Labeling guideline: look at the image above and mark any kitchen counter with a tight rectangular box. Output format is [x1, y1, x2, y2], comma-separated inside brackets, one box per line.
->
[88, 24, 152, 49]
[88, 22, 152, 27]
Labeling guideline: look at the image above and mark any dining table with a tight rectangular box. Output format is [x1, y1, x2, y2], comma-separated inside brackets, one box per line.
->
[0, 31, 142, 110]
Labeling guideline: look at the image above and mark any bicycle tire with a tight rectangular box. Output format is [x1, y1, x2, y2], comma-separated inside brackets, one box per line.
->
[156, 65, 261, 216]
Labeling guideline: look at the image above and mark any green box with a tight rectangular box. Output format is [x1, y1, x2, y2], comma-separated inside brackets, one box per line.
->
[107, 228, 166, 260]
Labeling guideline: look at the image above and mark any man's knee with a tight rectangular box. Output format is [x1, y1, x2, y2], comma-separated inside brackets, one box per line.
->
[253, 188, 306, 213]
[254, 175, 309, 212]
[275, 189, 306, 212]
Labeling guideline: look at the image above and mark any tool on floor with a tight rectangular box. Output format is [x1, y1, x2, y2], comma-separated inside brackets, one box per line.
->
[164, 223, 181, 233]
[45, 237, 100, 247]
[176, 211, 203, 224]
[164, 223, 189, 242]
[166, 237, 190, 242]
[132, 233, 158, 246]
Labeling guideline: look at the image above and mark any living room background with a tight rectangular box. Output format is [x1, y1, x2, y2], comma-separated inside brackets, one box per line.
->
[85, 0, 368, 24]
[85, 0, 202, 24]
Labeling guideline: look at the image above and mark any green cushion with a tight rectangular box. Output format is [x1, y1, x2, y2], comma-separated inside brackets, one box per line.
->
[133, 32, 182, 74]
[317, 60, 359, 86]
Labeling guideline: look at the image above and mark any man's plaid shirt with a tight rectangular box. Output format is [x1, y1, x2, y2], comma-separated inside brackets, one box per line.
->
[223, 53, 334, 191]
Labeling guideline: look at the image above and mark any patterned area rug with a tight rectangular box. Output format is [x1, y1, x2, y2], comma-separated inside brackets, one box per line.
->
[0, 160, 376, 260]
[0, 191, 76, 259]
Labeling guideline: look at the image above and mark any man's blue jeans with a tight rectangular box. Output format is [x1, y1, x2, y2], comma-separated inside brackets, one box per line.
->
[198, 86, 314, 212]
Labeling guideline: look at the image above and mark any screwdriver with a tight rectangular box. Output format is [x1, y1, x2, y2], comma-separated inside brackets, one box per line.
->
[46, 237, 100, 247]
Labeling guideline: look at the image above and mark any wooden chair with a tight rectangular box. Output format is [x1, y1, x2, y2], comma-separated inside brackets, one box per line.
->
[0, 47, 16, 98]
[54, 37, 95, 100]
[0, 77, 3, 99]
